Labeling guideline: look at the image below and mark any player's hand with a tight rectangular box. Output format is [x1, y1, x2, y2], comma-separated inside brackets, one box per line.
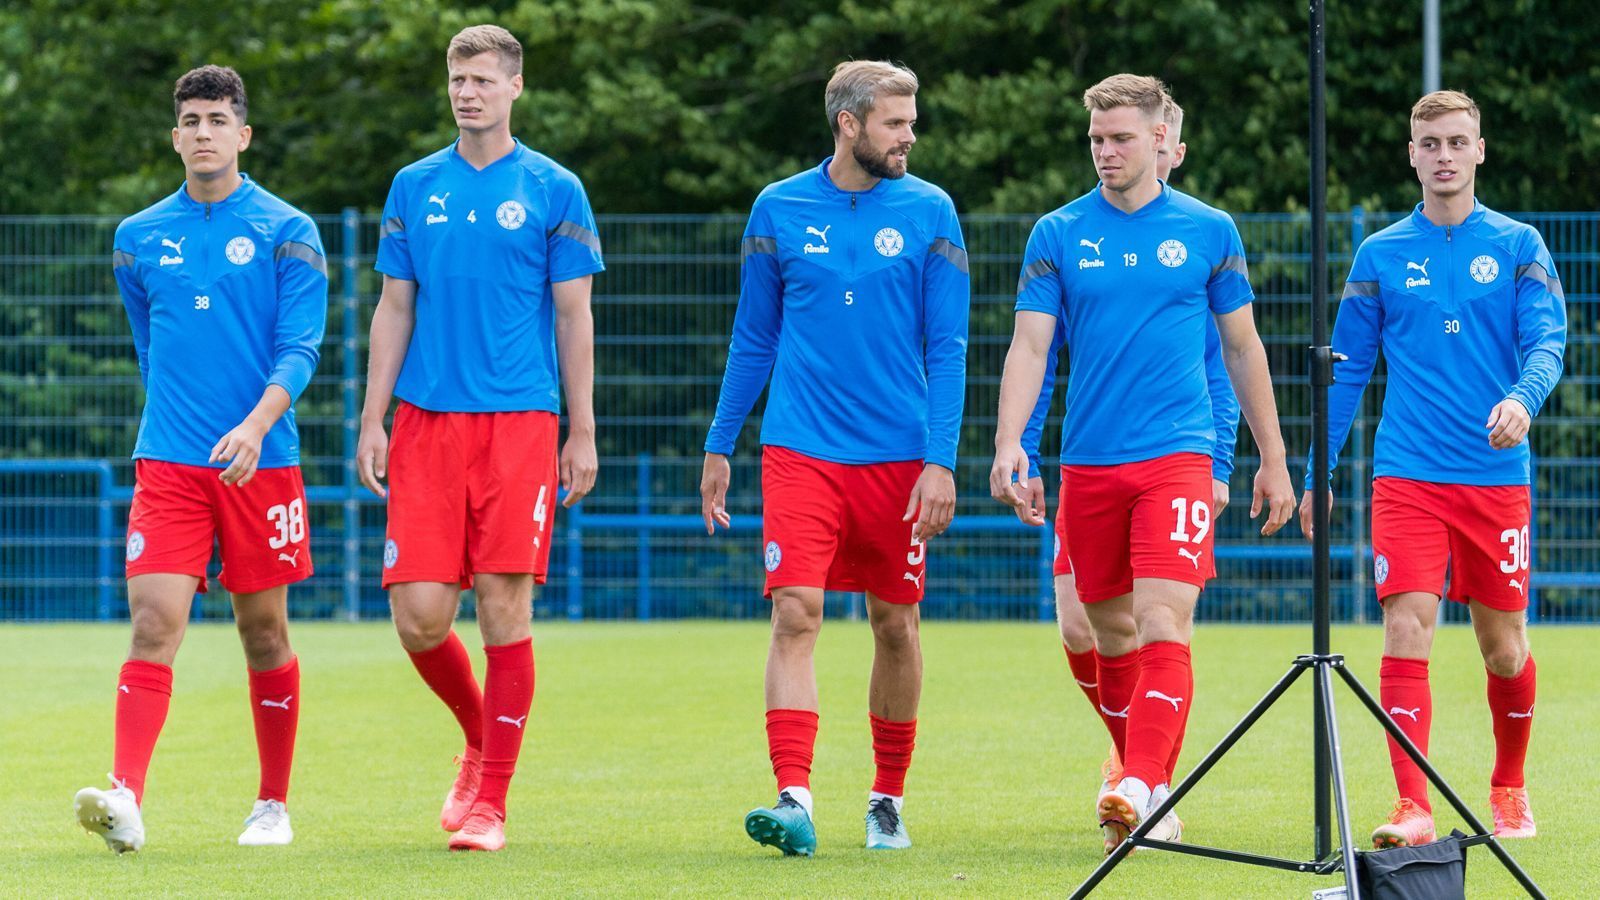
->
[904, 463, 956, 542]
[356, 419, 390, 499]
[989, 443, 1031, 511]
[210, 419, 268, 487]
[1250, 461, 1296, 537]
[560, 429, 598, 507]
[1486, 398, 1531, 450]
[1298, 489, 1333, 542]
[1212, 478, 1230, 514]
[700, 453, 732, 535]
[1011, 476, 1047, 526]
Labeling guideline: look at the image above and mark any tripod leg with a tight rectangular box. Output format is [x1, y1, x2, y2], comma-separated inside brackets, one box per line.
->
[1069, 662, 1311, 899]
[1316, 664, 1363, 899]
[1333, 662, 1548, 899]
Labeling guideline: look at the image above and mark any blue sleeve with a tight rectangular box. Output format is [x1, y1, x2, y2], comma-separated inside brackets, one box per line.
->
[704, 200, 782, 456]
[375, 175, 413, 280]
[112, 230, 150, 387]
[1023, 319, 1065, 478]
[1506, 230, 1567, 415]
[1015, 219, 1064, 317]
[1207, 215, 1254, 315]
[922, 197, 970, 471]
[1205, 321, 1239, 482]
[267, 217, 329, 403]
[545, 171, 605, 283]
[1308, 250, 1383, 490]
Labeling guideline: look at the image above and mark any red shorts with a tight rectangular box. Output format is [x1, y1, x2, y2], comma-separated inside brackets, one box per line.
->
[1370, 477, 1531, 612]
[761, 446, 925, 604]
[383, 402, 559, 589]
[1061, 453, 1215, 603]
[125, 460, 313, 594]
[1052, 481, 1073, 577]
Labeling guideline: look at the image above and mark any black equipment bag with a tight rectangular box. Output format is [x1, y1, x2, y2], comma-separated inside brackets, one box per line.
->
[1355, 830, 1469, 899]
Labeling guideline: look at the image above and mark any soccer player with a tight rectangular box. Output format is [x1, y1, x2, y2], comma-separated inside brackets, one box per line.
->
[356, 24, 603, 852]
[700, 60, 969, 856]
[1013, 91, 1238, 834]
[74, 65, 327, 852]
[1301, 90, 1566, 848]
[990, 73, 1295, 853]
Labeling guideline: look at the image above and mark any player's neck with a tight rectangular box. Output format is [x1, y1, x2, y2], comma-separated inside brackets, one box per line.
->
[184, 168, 243, 205]
[1420, 189, 1476, 228]
[827, 151, 879, 193]
[457, 129, 517, 170]
[1099, 175, 1162, 215]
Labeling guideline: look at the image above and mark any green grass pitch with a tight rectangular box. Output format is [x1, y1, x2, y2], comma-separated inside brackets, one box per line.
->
[3, 620, 1594, 897]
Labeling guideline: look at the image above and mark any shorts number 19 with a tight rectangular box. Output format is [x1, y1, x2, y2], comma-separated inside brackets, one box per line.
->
[1169, 497, 1211, 543]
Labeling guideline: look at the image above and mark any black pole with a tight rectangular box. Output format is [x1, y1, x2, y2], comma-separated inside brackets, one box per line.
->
[1308, 0, 1334, 863]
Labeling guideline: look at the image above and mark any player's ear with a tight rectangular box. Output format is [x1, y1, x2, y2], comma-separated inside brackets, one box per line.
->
[837, 110, 858, 141]
[1407, 141, 1417, 168]
[237, 124, 252, 153]
[511, 73, 524, 100]
[171, 126, 181, 155]
[1476, 137, 1485, 163]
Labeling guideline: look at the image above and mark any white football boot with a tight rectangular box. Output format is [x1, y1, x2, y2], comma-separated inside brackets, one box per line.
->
[75, 777, 145, 853]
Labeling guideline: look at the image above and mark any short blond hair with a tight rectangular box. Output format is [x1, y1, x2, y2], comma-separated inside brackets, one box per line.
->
[448, 24, 523, 75]
[826, 60, 918, 137]
[1082, 74, 1167, 121]
[1411, 90, 1479, 129]
[1162, 93, 1185, 138]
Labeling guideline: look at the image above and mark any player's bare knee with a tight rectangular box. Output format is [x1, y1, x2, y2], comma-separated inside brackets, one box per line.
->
[770, 598, 821, 647]
[870, 610, 919, 654]
[127, 608, 183, 664]
[392, 607, 454, 653]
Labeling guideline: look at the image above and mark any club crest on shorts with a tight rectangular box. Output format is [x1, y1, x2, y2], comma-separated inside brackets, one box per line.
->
[1156, 239, 1188, 267]
[874, 227, 904, 258]
[225, 236, 256, 265]
[496, 200, 526, 230]
[384, 539, 399, 569]
[764, 540, 782, 573]
[1053, 533, 1061, 561]
[1374, 553, 1390, 584]
[1469, 254, 1499, 284]
[126, 531, 146, 562]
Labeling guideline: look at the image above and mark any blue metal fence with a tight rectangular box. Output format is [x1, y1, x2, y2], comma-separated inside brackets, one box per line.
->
[2, 211, 1595, 621]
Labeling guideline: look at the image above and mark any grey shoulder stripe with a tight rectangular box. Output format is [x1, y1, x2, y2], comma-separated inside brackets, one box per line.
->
[928, 238, 969, 274]
[1016, 258, 1059, 293]
[275, 240, 328, 275]
[1341, 280, 1380, 299]
[1211, 255, 1249, 279]
[112, 249, 136, 269]
[549, 221, 602, 253]
[380, 216, 405, 238]
[741, 236, 778, 261]
[1515, 262, 1565, 301]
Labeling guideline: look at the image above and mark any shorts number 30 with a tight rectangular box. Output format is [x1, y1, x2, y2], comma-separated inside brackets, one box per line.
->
[1499, 526, 1530, 574]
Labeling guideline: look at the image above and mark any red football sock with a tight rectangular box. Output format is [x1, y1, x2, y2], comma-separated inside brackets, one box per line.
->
[1120, 641, 1191, 788]
[766, 709, 819, 791]
[1065, 645, 1102, 716]
[248, 657, 300, 803]
[870, 714, 917, 796]
[1380, 655, 1433, 812]
[112, 659, 173, 805]
[1164, 660, 1195, 783]
[1095, 649, 1141, 759]
[1486, 653, 1536, 789]
[406, 631, 484, 752]
[475, 638, 535, 816]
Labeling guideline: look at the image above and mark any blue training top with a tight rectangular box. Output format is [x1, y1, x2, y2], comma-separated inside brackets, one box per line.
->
[1313, 200, 1566, 488]
[112, 175, 327, 467]
[376, 139, 605, 413]
[704, 158, 971, 469]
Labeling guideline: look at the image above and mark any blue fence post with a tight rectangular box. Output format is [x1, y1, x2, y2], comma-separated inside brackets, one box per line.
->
[637, 453, 652, 621]
[566, 502, 584, 621]
[341, 208, 362, 621]
[96, 460, 114, 620]
[1039, 510, 1055, 621]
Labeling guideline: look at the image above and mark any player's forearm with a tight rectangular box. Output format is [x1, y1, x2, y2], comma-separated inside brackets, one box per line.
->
[995, 341, 1049, 448]
[555, 301, 596, 436]
[239, 384, 293, 433]
[361, 297, 414, 424]
[1507, 347, 1564, 416]
[1223, 341, 1286, 464]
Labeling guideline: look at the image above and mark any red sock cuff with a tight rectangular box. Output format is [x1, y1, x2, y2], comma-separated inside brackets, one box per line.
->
[1380, 656, 1429, 680]
[767, 708, 819, 729]
[485, 637, 534, 659]
[1486, 652, 1535, 688]
[247, 656, 298, 694]
[869, 713, 917, 739]
[1098, 649, 1140, 676]
[1137, 640, 1191, 666]
[1065, 647, 1099, 683]
[119, 659, 173, 695]
[408, 631, 469, 666]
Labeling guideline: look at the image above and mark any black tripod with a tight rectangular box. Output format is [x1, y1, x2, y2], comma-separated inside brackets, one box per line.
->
[1069, 3, 1546, 897]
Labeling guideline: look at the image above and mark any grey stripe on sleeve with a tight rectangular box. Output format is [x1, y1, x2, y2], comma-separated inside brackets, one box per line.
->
[1016, 258, 1059, 294]
[1210, 255, 1250, 280]
[112, 249, 136, 269]
[275, 240, 328, 275]
[1341, 280, 1380, 299]
[549, 221, 602, 253]
[928, 237, 969, 274]
[1515, 261, 1566, 301]
[380, 216, 405, 238]
[741, 236, 777, 261]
